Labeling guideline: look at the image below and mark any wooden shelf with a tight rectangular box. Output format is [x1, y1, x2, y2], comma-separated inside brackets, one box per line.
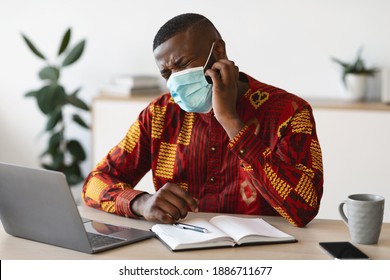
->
[308, 99, 390, 112]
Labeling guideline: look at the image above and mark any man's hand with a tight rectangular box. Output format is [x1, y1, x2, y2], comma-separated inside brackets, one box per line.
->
[130, 183, 199, 224]
[205, 59, 245, 139]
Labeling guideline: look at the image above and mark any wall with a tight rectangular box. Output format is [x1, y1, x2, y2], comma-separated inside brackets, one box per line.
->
[1, 0, 389, 219]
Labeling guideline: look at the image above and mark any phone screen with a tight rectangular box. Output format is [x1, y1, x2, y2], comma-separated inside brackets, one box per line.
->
[319, 242, 369, 259]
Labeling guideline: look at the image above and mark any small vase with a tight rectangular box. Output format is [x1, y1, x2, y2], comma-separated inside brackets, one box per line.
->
[344, 74, 368, 101]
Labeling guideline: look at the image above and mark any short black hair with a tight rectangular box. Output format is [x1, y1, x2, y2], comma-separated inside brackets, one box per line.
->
[153, 13, 220, 51]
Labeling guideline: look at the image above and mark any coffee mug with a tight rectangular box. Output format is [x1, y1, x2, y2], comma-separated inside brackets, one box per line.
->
[339, 194, 385, 244]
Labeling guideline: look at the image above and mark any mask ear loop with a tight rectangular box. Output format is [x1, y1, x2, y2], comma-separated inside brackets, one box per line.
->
[204, 42, 215, 84]
[203, 42, 216, 69]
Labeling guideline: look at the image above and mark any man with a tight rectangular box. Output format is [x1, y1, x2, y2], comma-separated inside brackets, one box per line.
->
[83, 13, 323, 227]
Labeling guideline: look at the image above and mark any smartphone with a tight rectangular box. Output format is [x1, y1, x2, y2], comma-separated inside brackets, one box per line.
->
[319, 242, 369, 259]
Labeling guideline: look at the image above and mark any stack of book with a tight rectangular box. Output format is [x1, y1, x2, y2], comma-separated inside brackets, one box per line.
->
[101, 74, 164, 97]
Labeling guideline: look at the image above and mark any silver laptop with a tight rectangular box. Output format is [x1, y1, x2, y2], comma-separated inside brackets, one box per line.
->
[0, 162, 155, 254]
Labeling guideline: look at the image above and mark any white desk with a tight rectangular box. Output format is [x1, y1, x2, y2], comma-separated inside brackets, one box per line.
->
[1, 206, 389, 260]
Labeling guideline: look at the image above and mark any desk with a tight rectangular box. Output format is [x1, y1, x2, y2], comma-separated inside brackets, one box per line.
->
[1, 206, 389, 260]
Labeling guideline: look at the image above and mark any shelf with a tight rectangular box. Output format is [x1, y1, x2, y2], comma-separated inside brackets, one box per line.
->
[308, 99, 390, 112]
[94, 94, 390, 112]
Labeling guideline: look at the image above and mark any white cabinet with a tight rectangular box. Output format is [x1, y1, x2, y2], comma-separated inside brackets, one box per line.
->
[92, 96, 156, 194]
[92, 97, 390, 221]
[312, 102, 390, 222]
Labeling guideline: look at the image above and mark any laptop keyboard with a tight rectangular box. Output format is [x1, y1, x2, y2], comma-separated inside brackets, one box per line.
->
[87, 232, 125, 248]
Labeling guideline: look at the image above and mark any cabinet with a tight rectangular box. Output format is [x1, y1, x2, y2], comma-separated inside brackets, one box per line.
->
[92, 96, 156, 194]
[310, 100, 390, 222]
[92, 97, 390, 221]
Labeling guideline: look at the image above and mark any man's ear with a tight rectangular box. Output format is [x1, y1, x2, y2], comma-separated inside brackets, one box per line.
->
[214, 39, 227, 60]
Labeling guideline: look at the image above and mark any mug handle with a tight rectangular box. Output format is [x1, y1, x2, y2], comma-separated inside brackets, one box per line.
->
[338, 200, 349, 225]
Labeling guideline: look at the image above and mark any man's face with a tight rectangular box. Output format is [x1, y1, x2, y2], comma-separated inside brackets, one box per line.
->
[154, 30, 215, 81]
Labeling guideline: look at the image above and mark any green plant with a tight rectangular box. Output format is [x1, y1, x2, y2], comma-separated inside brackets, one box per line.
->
[331, 48, 378, 86]
[22, 28, 89, 186]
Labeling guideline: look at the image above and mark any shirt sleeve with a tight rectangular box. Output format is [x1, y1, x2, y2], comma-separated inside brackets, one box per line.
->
[82, 108, 153, 219]
[228, 106, 324, 227]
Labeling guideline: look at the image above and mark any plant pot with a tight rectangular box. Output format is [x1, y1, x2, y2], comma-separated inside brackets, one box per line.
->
[344, 74, 368, 101]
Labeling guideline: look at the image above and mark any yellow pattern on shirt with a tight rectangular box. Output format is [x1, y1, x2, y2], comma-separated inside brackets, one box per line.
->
[295, 173, 318, 208]
[310, 139, 323, 172]
[151, 105, 167, 139]
[247, 90, 269, 109]
[85, 177, 108, 202]
[155, 142, 177, 179]
[291, 109, 313, 135]
[178, 112, 196, 146]
[264, 163, 292, 200]
[118, 121, 140, 153]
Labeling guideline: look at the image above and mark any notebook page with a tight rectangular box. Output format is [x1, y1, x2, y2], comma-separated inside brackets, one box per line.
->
[151, 218, 233, 249]
[210, 215, 293, 242]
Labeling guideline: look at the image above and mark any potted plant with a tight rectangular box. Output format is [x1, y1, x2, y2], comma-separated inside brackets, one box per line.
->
[332, 48, 378, 100]
[22, 28, 90, 186]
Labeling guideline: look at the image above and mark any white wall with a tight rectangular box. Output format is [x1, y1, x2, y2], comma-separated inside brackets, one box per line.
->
[1, 0, 389, 218]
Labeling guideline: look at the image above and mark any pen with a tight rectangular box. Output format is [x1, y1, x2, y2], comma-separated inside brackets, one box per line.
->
[174, 223, 209, 233]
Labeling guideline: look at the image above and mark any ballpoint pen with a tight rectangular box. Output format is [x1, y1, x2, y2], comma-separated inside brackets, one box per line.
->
[173, 223, 209, 233]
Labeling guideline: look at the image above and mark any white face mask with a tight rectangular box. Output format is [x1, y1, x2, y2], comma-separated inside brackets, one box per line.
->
[167, 43, 215, 113]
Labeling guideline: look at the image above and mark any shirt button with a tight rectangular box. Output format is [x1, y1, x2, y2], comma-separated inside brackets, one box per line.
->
[239, 148, 246, 155]
[210, 146, 216, 152]
[209, 176, 216, 183]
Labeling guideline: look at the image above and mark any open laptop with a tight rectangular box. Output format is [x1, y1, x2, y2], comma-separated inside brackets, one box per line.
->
[0, 162, 155, 254]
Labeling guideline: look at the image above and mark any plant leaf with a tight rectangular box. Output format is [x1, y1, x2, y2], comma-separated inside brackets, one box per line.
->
[39, 66, 60, 81]
[58, 28, 71, 55]
[62, 40, 86, 67]
[331, 57, 349, 68]
[66, 93, 89, 110]
[72, 114, 89, 129]
[42, 152, 64, 171]
[36, 85, 66, 115]
[67, 140, 86, 161]
[46, 108, 63, 131]
[35, 85, 54, 114]
[52, 152, 65, 170]
[25, 90, 39, 97]
[70, 87, 81, 96]
[63, 162, 83, 186]
[48, 131, 62, 155]
[21, 33, 46, 60]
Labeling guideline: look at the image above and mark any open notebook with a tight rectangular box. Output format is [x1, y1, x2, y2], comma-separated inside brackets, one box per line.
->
[151, 215, 296, 251]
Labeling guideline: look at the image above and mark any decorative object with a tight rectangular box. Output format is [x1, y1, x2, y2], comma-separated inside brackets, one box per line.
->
[22, 28, 89, 186]
[332, 49, 378, 101]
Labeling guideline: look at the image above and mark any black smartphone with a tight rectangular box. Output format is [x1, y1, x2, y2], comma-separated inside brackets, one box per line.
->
[319, 242, 369, 259]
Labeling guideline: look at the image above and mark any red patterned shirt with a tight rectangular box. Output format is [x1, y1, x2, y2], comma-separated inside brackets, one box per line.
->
[83, 73, 323, 227]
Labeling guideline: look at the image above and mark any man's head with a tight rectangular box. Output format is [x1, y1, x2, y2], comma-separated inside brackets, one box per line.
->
[153, 13, 226, 80]
[153, 13, 221, 51]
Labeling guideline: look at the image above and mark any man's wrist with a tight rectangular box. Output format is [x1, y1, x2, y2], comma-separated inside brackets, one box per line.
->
[130, 193, 150, 217]
[219, 117, 245, 140]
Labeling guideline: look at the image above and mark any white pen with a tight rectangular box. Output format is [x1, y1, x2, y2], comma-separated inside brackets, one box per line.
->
[174, 223, 209, 233]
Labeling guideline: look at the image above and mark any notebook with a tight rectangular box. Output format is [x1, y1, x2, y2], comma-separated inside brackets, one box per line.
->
[151, 215, 297, 251]
[0, 162, 155, 254]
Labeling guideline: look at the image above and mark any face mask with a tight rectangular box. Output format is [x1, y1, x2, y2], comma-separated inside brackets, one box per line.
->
[167, 43, 215, 113]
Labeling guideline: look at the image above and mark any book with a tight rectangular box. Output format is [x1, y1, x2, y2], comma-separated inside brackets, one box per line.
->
[151, 215, 297, 251]
[100, 74, 165, 97]
[101, 84, 162, 97]
[111, 74, 161, 89]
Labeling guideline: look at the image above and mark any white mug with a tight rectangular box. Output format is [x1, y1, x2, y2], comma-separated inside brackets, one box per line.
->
[339, 194, 385, 244]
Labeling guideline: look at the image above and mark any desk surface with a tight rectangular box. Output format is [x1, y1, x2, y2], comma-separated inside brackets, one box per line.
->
[1, 206, 389, 260]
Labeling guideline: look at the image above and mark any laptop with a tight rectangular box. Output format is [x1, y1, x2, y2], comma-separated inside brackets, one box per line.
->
[0, 162, 155, 254]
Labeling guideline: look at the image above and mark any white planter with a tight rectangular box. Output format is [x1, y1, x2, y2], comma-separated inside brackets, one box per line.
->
[344, 74, 368, 101]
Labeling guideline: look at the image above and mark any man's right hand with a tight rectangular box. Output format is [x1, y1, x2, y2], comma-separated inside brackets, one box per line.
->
[130, 183, 199, 224]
